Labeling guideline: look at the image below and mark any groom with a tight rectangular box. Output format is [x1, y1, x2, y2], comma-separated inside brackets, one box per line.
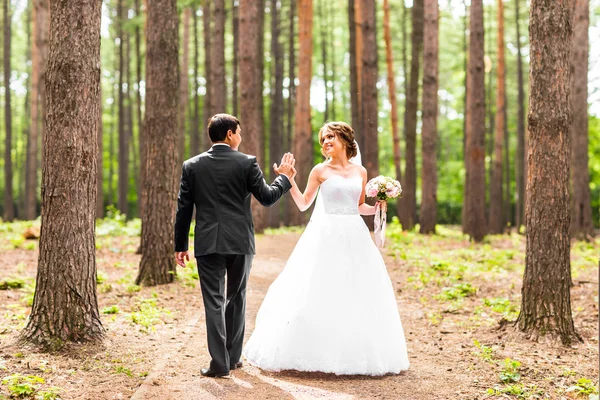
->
[174, 113, 295, 378]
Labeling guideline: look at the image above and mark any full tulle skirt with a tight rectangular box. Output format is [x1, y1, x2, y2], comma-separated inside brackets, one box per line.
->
[243, 213, 410, 375]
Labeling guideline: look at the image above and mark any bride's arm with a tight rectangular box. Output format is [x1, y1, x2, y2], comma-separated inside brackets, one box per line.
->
[358, 167, 378, 216]
[289, 165, 323, 212]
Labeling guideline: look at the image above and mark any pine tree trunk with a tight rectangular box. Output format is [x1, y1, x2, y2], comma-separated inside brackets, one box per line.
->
[232, 0, 239, 116]
[489, 0, 506, 234]
[239, 0, 267, 231]
[179, 7, 191, 166]
[210, 0, 226, 114]
[97, 86, 104, 218]
[284, 0, 296, 226]
[291, 0, 313, 226]
[203, 0, 212, 138]
[420, 0, 438, 234]
[136, 0, 179, 286]
[348, 0, 360, 134]
[318, 0, 328, 122]
[3, 0, 14, 222]
[117, 0, 129, 217]
[383, 0, 402, 193]
[354, 0, 364, 150]
[515, 0, 526, 231]
[461, 0, 469, 233]
[269, 0, 284, 227]
[399, 0, 423, 231]
[465, 0, 487, 242]
[570, 0, 594, 240]
[26, 0, 48, 220]
[517, 0, 580, 345]
[22, 0, 104, 346]
[360, 0, 378, 178]
[328, 0, 336, 120]
[191, 6, 200, 156]
[21, 6, 31, 219]
[135, 0, 144, 219]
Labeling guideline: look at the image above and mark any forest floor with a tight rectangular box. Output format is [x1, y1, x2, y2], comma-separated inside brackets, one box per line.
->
[0, 218, 598, 400]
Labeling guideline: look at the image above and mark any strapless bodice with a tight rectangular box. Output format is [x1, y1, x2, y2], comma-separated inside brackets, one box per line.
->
[320, 175, 362, 215]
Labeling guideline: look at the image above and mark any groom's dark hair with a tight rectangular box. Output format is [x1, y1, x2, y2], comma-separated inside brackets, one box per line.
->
[207, 114, 241, 142]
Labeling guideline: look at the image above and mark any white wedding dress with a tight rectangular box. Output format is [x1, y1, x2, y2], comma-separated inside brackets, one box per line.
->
[243, 174, 410, 375]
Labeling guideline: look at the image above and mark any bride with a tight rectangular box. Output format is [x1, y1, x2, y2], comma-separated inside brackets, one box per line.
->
[243, 121, 410, 375]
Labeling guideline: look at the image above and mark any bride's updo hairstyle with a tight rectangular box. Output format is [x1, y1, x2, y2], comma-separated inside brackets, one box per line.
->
[318, 121, 358, 160]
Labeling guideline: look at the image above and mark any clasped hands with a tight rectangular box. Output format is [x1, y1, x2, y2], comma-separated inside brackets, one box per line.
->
[273, 152, 297, 181]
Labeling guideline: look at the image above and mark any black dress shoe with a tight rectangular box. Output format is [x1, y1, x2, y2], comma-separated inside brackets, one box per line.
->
[230, 361, 243, 370]
[201, 367, 230, 378]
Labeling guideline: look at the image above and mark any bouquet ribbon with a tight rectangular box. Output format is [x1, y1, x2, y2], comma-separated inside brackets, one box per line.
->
[374, 201, 387, 248]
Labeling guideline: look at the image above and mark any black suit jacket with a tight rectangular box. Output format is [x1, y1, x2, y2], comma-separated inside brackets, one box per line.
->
[174, 145, 292, 256]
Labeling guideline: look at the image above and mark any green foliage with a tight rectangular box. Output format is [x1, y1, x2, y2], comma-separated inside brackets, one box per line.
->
[36, 387, 62, 400]
[96, 206, 141, 237]
[96, 270, 108, 285]
[566, 378, 599, 396]
[102, 305, 120, 315]
[0, 278, 25, 290]
[176, 265, 199, 288]
[437, 283, 477, 300]
[112, 365, 133, 377]
[1, 374, 45, 397]
[499, 358, 522, 384]
[588, 116, 600, 227]
[486, 384, 544, 399]
[482, 297, 519, 319]
[473, 340, 495, 362]
[129, 298, 170, 333]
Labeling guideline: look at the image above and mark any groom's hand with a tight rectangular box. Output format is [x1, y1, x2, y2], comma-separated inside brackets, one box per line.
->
[176, 251, 190, 267]
[273, 152, 296, 179]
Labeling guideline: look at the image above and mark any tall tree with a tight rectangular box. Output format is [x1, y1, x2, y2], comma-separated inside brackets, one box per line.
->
[383, 0, 401, 192]
[22, 0, 104, 346]
[117, 0, 129, 216]
[360, 0, 378, 176]
[318, 0, 329, 121]
[179, 7, 191, 166]
[97, 87, 104, 218]
[420, 0, 439, 234]
[348, 0, 360, 134]
[269, 0, 284, 227]
[135, 0, 144, 218]
[291, 0, 313, 226]
[515, 0, 526, 231]
[25, 0, 49, 220]
[232, 0, 239, 116]
[3, 0, 14, 221]
[210, 0, 226, 114]
[489, 0, 506, 234]
[203, 0, 212, 137]
[239, 0, 267, 230]
[284, 0, 297, 226]
[517, 0, 580, 345]
[136, 0, 179, 286]
[399, 0, 423, 231]
[464, 0, 487, 242]
[191, 6, 200, 156]
[461, 0, 469, 232]
[570, 0, 594, 240]
[20, 3, 32, 218]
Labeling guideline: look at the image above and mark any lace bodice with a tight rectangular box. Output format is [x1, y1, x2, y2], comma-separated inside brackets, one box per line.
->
[320, 175, 362, 215]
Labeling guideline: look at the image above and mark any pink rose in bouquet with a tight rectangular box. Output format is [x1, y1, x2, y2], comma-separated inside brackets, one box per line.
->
[365, 176, 402, 202]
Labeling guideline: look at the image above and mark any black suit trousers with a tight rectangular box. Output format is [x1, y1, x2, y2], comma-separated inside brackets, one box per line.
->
[196, 253, 253, 372]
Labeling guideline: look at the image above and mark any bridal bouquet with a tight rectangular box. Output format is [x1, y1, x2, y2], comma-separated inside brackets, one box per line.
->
[366, 176, 402, 248]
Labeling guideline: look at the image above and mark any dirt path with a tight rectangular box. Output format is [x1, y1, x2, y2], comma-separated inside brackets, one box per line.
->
[130, 233, 473, 400]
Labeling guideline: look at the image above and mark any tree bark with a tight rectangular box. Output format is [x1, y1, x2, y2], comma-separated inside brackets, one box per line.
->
[489, 0, 506, 234]
[348, 0, 360, 134]
[210, 0, 226, 114]
[284, 0, 296, 226]
[21, 0, 104, 347]
[136, 0, 179, 286]
[203, 0, 211, 139]
[269, 0, 284, 227]
[117, 0, 129, 217]
[232, 0, 239, 116]
[25, 0, 48, 220]
[420, 0, 438, 234]
[399, 0, 423, 231]
[97, 86, 104, 218]
[239, 0, 268, 231]
[179, 7, 191, 167]
[383, 0, 402, 195]
[517, 0, 580, 345]
[360, 0, 378, 178]
[191, 6, 200, 156]
[465, 0, 487, 242]
[515, 0, 526, 231]
[135, 0, 144, 219]
[3, 0, 14, 222]
[570, 0, 594, 240]
[318, 0, 328, 122]
[291, 0, 313, 226]
[461, 0, 469, 233]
